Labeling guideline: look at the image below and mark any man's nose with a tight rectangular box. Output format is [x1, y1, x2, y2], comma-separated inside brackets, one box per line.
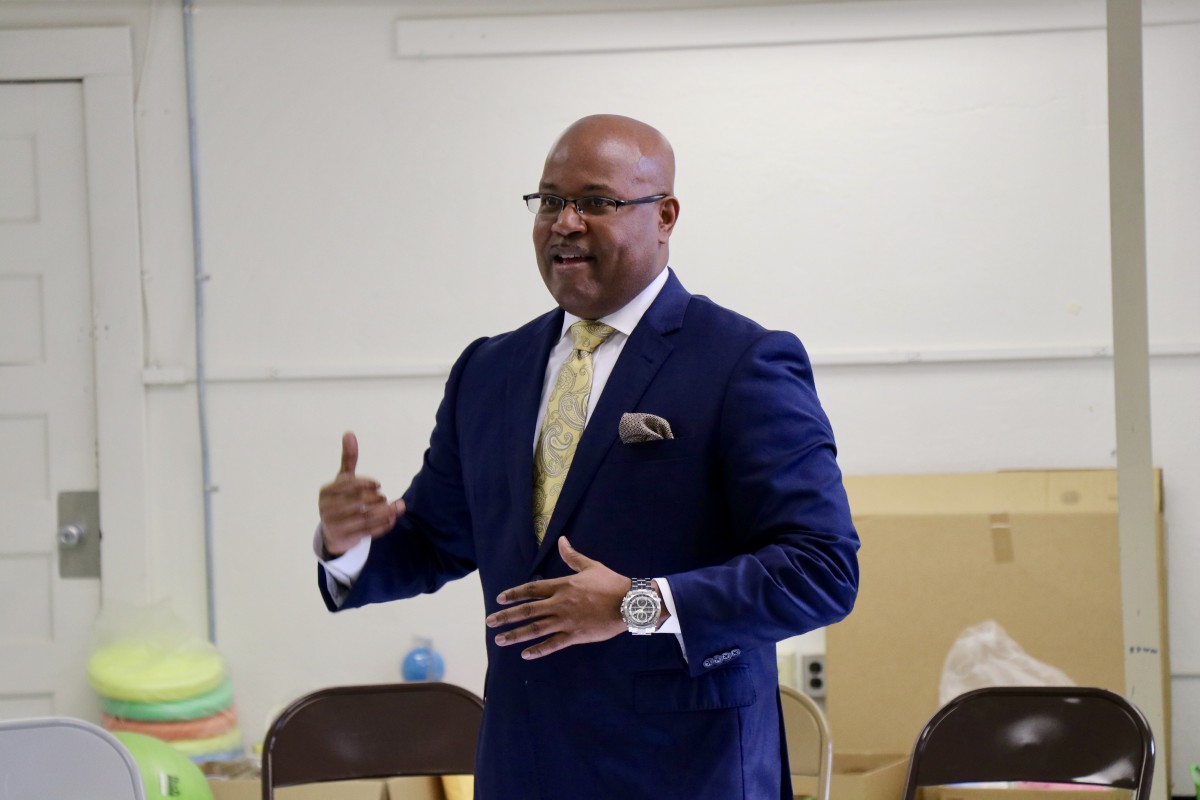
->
[550, 203, 587, 235]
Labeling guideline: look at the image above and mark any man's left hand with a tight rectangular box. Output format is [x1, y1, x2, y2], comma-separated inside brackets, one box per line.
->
[486, 537, 630, 660]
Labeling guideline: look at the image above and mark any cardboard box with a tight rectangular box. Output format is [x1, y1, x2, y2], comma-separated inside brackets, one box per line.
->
[791, 774, 819, 798]
[427, 775, 472, 800]
[206, 778, 390, 800]
[826, 470, 1167, 760]
[385, 776, 449, 800]
[921, 788, 1128, 800]
[202, 761, 446, 799]
[827, 753, 909, 800]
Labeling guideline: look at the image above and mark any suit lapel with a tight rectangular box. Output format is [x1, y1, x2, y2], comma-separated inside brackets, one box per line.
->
[530, 271, 691, 571]
[506, 308, 565, 568]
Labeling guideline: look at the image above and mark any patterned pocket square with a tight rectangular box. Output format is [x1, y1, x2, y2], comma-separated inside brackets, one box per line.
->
[619, 412, 675, 444]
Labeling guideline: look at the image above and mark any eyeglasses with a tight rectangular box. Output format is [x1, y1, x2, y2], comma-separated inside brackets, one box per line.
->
[523, 193, 668, 218]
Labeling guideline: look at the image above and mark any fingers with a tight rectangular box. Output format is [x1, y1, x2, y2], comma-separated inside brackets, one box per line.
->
[491, 604, 551, 643]
[517, 635, 571, 660]
[486, 548, 630, 659]
[320, 478, 387, 522]
[486, 600, 571, 660]
[320, 506, 396, 555]
[319, 473, 400, 553]
[488, 609, 591, 661]
[320, 480, 382, 515]
[485, 575, 613, 660]
[486, 581, 549, 632]
[323, 495, 391, 530]
[339, 431, 359, 476]
[321, 474, 381, 501]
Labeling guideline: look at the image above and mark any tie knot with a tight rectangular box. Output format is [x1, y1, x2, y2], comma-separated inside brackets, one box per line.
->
[569, 320, 616, 354]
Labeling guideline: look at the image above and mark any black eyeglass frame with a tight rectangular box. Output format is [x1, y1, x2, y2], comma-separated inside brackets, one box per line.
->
[522, 192, 669, 217]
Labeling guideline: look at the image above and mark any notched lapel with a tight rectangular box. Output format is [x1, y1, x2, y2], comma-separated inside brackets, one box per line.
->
[506, 309, 564, 567]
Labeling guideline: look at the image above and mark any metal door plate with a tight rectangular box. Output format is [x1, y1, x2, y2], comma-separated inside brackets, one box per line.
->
[57, 490, 101, 579]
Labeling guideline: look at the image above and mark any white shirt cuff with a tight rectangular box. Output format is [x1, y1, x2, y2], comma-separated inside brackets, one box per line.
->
[313, 525, 371, 606]
[654, 577, 687, 662]
[654, 577, 680, 634]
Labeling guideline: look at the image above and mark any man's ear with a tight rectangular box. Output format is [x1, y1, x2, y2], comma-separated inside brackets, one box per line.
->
[658, 196, 680, 241]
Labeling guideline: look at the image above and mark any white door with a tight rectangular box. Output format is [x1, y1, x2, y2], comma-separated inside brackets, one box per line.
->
[0, 81, 102, 720]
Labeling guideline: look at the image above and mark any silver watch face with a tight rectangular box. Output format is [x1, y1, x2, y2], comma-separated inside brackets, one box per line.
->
[621, 585, 661, 633]
[624, 592, 659, 626]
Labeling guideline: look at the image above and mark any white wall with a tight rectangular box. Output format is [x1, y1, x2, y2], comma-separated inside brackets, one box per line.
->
[2, 0, 1197, 792]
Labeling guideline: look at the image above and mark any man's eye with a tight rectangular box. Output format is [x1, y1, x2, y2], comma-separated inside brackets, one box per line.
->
[540, 196, 566, 212]
[580, 197, 615, 212]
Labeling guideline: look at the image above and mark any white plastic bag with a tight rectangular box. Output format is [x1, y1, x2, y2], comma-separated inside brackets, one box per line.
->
[87, 600, 227, 705]
[938, 620, 1075, 706]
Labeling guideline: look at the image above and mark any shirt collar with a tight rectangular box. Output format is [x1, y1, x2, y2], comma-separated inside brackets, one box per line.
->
[559, 267, 670, 340]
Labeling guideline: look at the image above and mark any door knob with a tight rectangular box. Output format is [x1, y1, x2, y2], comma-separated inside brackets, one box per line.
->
[58, 523, 86, 548]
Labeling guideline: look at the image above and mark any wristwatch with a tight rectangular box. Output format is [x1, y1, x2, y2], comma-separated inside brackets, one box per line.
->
[620, 578, 662, 635]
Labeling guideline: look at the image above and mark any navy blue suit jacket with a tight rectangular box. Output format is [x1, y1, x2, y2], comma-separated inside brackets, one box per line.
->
[320, 270, 859, 799]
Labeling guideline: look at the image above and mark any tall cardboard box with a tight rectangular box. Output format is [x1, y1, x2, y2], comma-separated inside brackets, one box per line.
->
[826, 470, 1167, 775]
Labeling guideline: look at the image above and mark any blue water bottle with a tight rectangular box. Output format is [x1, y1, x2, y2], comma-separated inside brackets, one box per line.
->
[401, 636, 445, 682]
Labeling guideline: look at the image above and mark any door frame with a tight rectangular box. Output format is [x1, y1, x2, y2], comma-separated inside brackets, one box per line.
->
[0, 27, 150, 606]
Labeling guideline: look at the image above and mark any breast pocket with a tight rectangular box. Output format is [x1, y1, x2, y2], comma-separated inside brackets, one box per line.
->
[608, 436, 705, 464]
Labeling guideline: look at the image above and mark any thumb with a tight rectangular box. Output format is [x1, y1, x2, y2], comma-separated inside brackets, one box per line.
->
[339, 431, 359, 476]
[559, 536, 593, 573]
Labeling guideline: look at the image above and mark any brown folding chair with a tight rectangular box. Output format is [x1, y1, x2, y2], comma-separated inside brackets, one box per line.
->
[901, 686, 1155, 799]
[779, 686, 833, 800]
[260, 682, 484, 799]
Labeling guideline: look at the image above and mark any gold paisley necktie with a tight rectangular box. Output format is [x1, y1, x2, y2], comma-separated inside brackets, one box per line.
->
[532, 320, 617, 542]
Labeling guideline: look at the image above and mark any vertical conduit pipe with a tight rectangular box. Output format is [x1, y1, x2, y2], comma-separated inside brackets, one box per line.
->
[182, 0, 218, 644]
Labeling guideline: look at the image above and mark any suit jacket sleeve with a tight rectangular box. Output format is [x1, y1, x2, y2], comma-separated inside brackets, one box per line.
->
[666, 329, 859, 677]
[317, 337, 487, 612]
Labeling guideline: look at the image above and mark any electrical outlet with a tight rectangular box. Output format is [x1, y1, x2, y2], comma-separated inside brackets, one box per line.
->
[801, 654, 826, 699]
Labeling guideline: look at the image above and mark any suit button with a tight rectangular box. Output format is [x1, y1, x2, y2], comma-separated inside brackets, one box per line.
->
[731, 648, 741, 657]
[703, 658, 715, 668]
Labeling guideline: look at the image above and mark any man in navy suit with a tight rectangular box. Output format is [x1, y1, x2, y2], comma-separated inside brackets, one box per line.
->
[315, 114, 859, 798]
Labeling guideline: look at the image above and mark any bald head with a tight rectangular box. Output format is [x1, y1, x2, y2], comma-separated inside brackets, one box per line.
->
[532, 114, 681, 319]
[544, 114, 675, 197]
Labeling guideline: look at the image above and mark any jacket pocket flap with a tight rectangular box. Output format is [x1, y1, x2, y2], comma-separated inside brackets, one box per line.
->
[634, 666, 756, 713]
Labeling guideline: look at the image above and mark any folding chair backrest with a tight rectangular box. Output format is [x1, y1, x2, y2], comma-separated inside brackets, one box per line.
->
[0, 716, 147, 800]
[779, 686, 833, 800]
[260, 682, 484, 799]
[901, 686, 1154, 800]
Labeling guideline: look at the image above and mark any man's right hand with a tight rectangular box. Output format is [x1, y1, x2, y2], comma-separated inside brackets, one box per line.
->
[318, 431, 404, 556]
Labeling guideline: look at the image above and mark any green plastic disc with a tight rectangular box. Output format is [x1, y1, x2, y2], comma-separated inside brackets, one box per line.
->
[99, 678, 234, 722]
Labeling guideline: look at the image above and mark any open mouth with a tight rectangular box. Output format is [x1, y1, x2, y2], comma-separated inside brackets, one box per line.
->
[554, 254, 593, 266]
[551, 248, 594, 267]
